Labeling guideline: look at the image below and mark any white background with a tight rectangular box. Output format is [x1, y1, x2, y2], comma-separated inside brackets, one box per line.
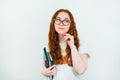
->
[0, 0, 120, 80]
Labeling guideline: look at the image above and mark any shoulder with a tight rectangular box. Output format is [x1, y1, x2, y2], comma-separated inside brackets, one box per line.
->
[79, 39, 91, 58]
[80, 53, 90, 59]
[78, 46, 90, 59]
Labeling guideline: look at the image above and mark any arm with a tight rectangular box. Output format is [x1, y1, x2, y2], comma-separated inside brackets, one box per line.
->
[63, 33, 90, 74]
[70, 45, 90, 74]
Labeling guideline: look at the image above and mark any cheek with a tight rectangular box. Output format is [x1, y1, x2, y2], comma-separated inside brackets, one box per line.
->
[65, 26, 70, 32]
[54, 25, 59, 31]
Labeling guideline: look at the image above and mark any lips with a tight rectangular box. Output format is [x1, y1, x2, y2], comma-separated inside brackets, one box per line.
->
[59, 28, 64, 30]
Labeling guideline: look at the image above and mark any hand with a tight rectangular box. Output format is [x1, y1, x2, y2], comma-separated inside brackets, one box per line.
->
[62, 33, 75, 47]
[41, 61, 55, 76]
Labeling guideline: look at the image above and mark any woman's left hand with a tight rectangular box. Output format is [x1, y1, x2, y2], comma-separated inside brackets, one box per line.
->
[62, 33, 75, 47]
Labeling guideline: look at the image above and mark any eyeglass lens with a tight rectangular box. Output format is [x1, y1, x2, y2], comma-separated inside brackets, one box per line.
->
[54, 17, 70, 26]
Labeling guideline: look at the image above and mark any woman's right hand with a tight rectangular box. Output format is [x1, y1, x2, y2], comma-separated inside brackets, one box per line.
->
[41, 61, 56, 76]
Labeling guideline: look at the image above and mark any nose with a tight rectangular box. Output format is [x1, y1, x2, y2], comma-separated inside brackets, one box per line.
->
[60, 21, 64, 26]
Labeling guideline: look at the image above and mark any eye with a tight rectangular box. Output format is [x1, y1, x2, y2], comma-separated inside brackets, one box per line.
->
[64, 19, 70, 23]
[55, 17, 60, 21]
[66, 20, 69, 22]
[55, 18, 61, 22]
[54, 18, 61, 25]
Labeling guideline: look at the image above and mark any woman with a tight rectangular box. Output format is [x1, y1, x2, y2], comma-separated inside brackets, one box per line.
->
[40, 9, 90, 80]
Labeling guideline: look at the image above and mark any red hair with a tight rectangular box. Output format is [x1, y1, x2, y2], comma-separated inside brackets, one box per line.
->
[48, 9, 80, 66]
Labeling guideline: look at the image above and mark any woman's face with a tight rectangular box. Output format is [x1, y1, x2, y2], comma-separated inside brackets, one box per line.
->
[54, 12, 71, 35]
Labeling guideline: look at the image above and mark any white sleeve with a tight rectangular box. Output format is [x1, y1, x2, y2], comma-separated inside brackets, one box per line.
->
[79, 40, 90, 57]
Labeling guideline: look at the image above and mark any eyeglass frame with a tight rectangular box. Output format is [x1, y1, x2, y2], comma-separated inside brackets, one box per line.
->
[54, 18, 71, 26]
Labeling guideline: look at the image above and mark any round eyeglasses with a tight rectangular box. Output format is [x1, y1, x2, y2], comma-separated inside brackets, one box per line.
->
[54, 18, 71, 26]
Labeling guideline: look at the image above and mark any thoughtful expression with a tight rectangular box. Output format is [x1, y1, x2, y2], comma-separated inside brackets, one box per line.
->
[54, 12, 71, 34]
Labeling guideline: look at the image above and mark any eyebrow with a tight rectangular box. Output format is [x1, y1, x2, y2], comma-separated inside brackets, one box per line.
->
[56, 17, 69, 20]
[56, 17, 60, 19]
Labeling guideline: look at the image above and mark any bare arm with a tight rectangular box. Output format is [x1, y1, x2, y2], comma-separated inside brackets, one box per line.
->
[63, 33, 90, 74]
[70, 45, 90, 74]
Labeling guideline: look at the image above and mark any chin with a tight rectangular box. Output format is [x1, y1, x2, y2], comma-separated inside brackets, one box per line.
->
[57, 31, 66, 35]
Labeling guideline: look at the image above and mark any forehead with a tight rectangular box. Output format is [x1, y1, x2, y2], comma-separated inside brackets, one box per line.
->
[56, 12, 70, 19]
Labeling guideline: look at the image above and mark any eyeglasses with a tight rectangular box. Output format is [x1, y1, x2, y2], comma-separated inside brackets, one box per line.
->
[54, 17, 71, 26]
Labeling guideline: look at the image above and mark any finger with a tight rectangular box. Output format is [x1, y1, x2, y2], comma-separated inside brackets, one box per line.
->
[42, 61, 46, 68]
[65, 35, 73, 40]
[43, 61, 45, 65]
[63, 36, 71, 41]
[47, 68, 55, 76]
[48, 65, 55, 70]
[60, 33, 70, 41]
[64, 33, 72, 38]
[47, 72, 54, 76]
[46, 68, 54, 74]
[49, 68, 55, 73]
[48, 72, 55, 76]
[64, 33, 71, 36]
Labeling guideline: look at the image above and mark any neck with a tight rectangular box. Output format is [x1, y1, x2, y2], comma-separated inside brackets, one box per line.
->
[59, 34, 65, 43]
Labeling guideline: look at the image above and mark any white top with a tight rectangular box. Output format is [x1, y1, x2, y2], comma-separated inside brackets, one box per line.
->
[53, 64, 80, 80]
[40, 42, 89, 80]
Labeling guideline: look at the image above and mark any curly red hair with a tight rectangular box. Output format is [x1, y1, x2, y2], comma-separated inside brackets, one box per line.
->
[48, 9, 80, 66]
